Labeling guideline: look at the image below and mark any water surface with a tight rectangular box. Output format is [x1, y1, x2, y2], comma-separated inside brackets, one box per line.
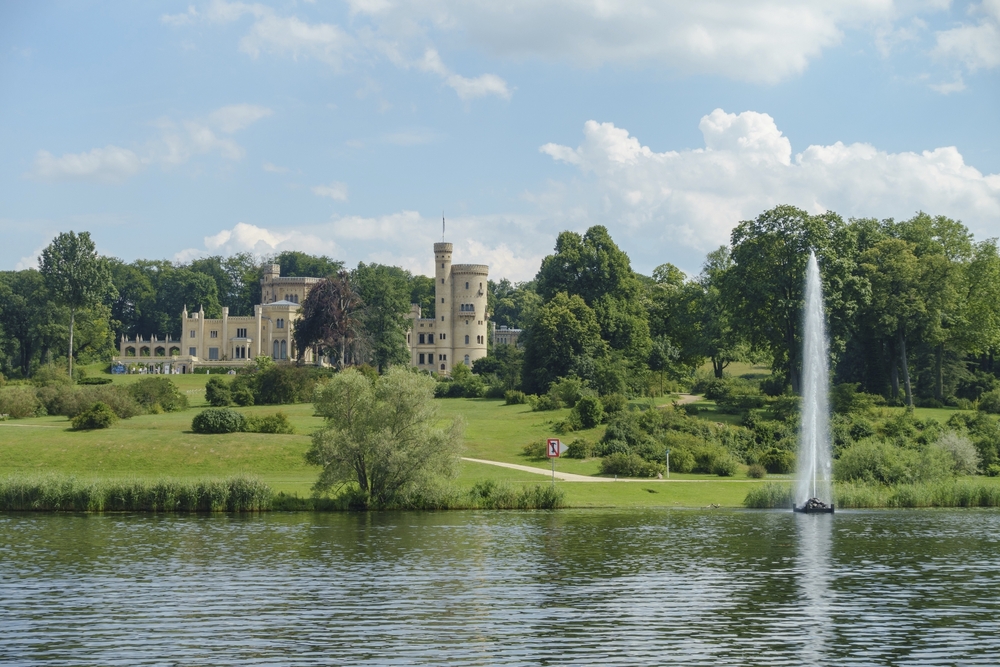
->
[2, 509, 999, 665]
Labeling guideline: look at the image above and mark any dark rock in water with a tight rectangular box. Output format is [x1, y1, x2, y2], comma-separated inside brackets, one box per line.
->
[794, 497, 835, 513]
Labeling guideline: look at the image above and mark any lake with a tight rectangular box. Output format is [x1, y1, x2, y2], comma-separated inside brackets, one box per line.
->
[2, 509, 1000, 665]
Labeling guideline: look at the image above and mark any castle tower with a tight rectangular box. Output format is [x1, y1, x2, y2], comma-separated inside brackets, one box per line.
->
[434, 243, 453, 373]
[450, 261, 489, 370]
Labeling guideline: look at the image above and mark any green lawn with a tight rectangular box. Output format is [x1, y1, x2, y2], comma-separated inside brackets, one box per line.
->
[0, 364, 979, 508]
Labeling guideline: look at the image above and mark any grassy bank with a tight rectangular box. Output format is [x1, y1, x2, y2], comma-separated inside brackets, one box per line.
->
[744, 478, 1000, 509]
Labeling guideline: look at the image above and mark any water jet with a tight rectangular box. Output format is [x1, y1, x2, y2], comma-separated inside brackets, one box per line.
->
[794, 251, 834, 514]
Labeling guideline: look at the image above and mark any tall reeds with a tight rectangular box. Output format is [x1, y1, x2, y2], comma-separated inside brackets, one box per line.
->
[743, 479, 1000, 509]
[0, 475, 272, 512]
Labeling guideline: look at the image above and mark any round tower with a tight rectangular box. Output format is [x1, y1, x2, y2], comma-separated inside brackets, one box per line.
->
[451, 263, 489, 370]
[434, 243, 453, 373]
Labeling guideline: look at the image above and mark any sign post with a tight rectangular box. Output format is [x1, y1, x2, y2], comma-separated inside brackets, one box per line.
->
[665, 448, 671, 479]
[546, 438, 563, 485]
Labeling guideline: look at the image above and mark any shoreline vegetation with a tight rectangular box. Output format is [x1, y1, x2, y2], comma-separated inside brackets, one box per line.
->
[745, 480, 1000, 509]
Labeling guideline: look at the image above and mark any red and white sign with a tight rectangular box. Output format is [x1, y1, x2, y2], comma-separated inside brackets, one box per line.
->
[546, 438, 563, 458]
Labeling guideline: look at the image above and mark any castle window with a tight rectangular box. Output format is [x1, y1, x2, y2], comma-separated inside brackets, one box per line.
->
[419, 333, 426, 344]
[236, 328, 247, 338]
[465, 282, 469, 290]
[464, 335, 469, 344]
[277, 319, 284, 329]
[190, 330, 196, 338]
[441, 263, 444, 268]
[189, 347, 197, 356]
[439, 333, 446, 340]
[280, 340, 287, 360]
[419, 353, 425, 364]
[441, 278, 444, 284]
[441, 363, 446, 370]
[209, 348, 219, 360]
[273, 340, 280, 358]
[210, 331, 218, 338]
[464, 355, 470, 366]
[441, 316, 445, 321]
[441, 298, 445, 303]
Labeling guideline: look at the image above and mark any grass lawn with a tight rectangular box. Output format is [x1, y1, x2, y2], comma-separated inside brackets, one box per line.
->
[0, 363, 980, 508]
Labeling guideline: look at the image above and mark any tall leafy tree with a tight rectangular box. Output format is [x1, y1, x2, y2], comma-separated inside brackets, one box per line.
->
[521, 292, 606, 394]
[353, 263, 411, 373]
[273, 251, 343, 278]
[294, 271, 362, 368]
[39, 231, 114, 379]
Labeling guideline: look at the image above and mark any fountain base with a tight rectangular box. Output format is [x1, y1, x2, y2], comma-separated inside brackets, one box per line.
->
[793, 497, 835, 514]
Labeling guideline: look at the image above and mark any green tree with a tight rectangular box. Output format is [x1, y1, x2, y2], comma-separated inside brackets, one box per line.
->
[107, 259, 155, 341]
[39, 231, 115, 379]
[521, 292, 606, 394]
[294, 272, 362, 368]
[472, 342, 523, 390]
[307, 367, 464, 507]
[0, 270, 64, 376]
[353, 263, 412, 373]
[489, 278, 542, 330]
[273, 251, 343, 278]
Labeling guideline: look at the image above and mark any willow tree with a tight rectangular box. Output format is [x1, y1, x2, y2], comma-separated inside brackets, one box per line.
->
[39, 231, 113, 380]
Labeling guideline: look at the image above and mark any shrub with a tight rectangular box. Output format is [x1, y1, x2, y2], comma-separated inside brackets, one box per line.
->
[521, 440, 547, 459]
[0, 387, 43, 418]
[667, 447, 694, 473]
[231, 378, 256, 406]
[191, 408, 246, 434]
[504, 390, 528, 405]
[831, 383, 883, 414]
[747, 463, 767, 478]
[600, 452, 664, 478]
[244, 411, 295, 434]
[935, 431, 980, 475]
[532, 393, 562, 411]
[712, 455, 739, 477]
[760, 447, 796, 474]
[204, 377, 232, 407]
[978, 389, 1000, 415]
[34, 384, 79, 417]
[564, 438, 593, 459]
[257, 365, 312, 405]
[129, 377, 188, 412]
[484, 383, 506, 399]
[692, 444, 730, 474]
[682, 403, 700, 416]
[71, 402, 118, 430]
[32, 364, 72, 386]
[434, 381, 453, 398]
[600, 393, 628, 419]
[573, 395, 604, 429]
[548, 376, 588, 408]
[75, 386, 141, 419]
[988, 463, 1000, 477]
[78, 377, 112, 385]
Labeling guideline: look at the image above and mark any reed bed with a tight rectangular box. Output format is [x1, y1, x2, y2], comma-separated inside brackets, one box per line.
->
[0, 475, 272, 512]
[743, 479, 1000, 509]
[272, 480, 566, 511]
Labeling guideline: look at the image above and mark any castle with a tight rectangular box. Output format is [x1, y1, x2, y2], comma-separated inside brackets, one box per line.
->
[114, 241, 488, 375]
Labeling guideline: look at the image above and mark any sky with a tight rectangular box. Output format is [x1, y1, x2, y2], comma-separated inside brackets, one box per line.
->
[1, 0, 998, 281]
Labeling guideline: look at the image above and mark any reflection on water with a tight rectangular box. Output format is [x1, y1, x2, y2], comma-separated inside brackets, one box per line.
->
[2, 510, 1000, 665]
[796, 514, 833, 664]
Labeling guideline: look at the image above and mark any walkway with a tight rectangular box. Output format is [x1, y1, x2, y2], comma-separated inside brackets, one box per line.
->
[461, 457, 763, 483]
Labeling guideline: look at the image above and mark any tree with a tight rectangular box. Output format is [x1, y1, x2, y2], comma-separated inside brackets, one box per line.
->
[294, 272, 362, 368]
[726, 206, 853, 393]
[273, 251, 343, 278]
[489, 279, 542, 330]
[307, 367, 464, 507]
[472, 342, 523, 390]
[521, 292, 606, 394]
[353, 263, 412, 373]
[39, 231, 114, 379]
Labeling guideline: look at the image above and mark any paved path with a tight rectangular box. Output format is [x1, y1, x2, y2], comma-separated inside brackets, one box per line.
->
[673, 393, 702, 405]
[461, 457, 763, 483]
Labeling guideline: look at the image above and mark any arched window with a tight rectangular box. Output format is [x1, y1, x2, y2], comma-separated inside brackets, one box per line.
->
[280, 340, 287, 360]
[273, 340, 279, 359]
[440, 363, 446, 370]
[277, 318, 284, 329]
[465, 335, 469, 344]
[464, 354, 470, 366]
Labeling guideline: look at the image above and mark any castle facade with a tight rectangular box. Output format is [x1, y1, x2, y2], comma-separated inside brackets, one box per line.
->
[114, 241, 488, 375]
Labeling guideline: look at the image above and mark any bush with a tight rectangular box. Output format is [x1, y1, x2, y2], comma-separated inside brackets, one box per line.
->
[600, 452, 664, 478]
[935, 431, 980, 475]
[747, 463, 767, 478]
[548, 376, 588, 408]
[32, 364, 72, 387]
[75, 386, 141, 419]
[71, 402, 118, 430]
[692, 444, 730, 474]
[78, 377, 112, 385]
[600, 393, 628, 419]
[244, 411, 295, 434]
[835, 439, 953, 485]
[205, 377, 232, 407]
[504, 390, 528, 405]
[712, 455, 739, 477]
[978, 389, 1000, 415]
[257, 365, 312, 405]
[521, 440, 547, 459]
[760, 447, 796, 474]
[831, 383, 883, 414]
[667, 447, 694, 473]
[129, 377, 188, 412]
[573, 395, 604, 429]
[682, 403, 700, 416]
[34, 384, 79, 417]
[0, 387, 43, 418]
[231, 376, 256, 406]
[532, 393, 562, 411]
[191, 408, 246, 434]
[743, 483, 793, 508]
[564, 438, 593, 459]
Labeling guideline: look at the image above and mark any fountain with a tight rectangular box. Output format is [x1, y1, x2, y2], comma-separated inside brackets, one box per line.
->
[794, 251, 834, 513]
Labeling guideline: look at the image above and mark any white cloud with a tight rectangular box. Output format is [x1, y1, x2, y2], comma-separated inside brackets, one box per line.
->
[161, 5, 199, 26]
[417, 48, 511, 100]
[208, 103, 273, 132]
[30, 145, 145, 184]
[932, 0, 1000, 72]
[350, 0, 900, 84]
[929, 73, 966, 93]
[180, 221, 340, 259]
[262, 161, 289, 173]
[312, 181, 349, 201]
[538, 110, 1000, 255]
[240, 13, 354, 68]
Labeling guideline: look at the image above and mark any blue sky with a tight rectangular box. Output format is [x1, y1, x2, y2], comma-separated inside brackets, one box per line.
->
[2, 0, 998, 280]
